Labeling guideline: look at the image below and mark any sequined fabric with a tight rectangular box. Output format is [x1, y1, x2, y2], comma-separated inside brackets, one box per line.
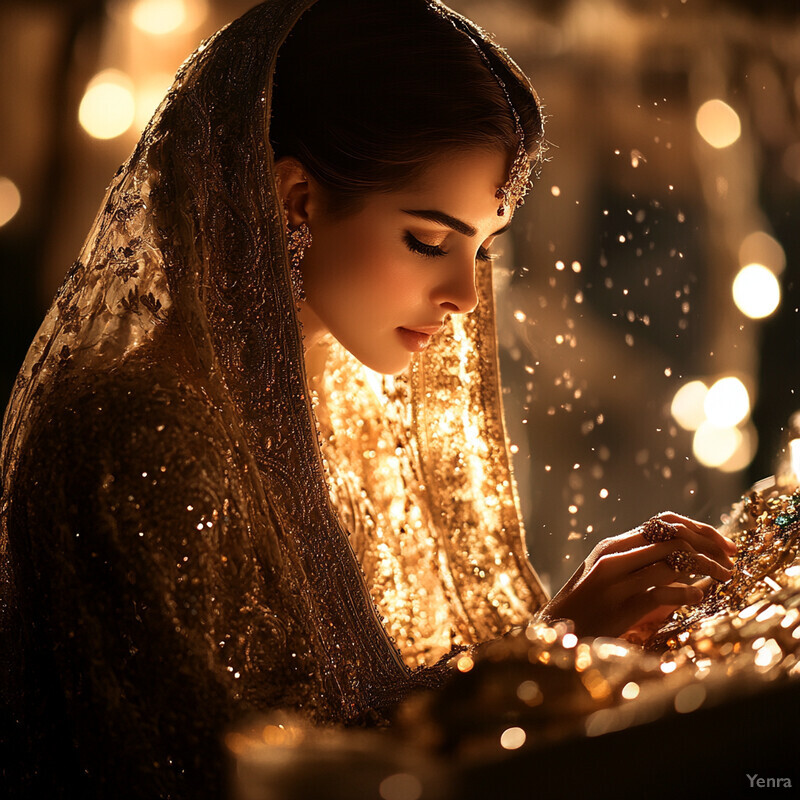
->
[0, 1, 545, 795]
[312, 283, 545, 668]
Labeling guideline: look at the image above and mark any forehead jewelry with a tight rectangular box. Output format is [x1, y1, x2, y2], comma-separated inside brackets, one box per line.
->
[428, 2, 534, 216]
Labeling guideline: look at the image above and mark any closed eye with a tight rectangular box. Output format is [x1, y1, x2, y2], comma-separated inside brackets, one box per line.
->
[403, 232, 498, 263]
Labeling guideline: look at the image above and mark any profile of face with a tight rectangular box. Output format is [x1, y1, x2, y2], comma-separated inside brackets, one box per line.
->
[277, 148, 514, 375]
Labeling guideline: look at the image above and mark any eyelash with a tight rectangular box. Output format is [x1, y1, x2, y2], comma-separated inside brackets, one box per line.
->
[403, 232, 498, 263]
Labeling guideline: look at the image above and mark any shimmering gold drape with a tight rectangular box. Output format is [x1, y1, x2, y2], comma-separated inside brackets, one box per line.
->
[0, 0, 545, 794]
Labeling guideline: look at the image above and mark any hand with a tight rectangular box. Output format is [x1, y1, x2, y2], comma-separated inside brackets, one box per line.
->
[539, 512, 737, 639]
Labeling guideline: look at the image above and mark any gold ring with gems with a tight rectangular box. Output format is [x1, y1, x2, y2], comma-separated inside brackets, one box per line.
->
[641, 517, 678, 544]
[665, 549, 700, 573]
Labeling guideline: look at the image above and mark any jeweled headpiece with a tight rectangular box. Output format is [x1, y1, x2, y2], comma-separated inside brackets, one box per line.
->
[428, 1, 534, 216]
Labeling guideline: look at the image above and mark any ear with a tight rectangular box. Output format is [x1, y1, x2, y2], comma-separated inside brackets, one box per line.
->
[274, 156, 312, 227]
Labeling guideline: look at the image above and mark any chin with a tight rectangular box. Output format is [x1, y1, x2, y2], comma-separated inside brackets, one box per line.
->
[357, 350, 412, 377]
[336, 336, 412, 376]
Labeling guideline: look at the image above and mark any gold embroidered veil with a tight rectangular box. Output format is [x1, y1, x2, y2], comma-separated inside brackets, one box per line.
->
[0, 0, 546, 793]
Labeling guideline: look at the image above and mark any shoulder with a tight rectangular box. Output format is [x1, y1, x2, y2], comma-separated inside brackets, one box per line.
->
[11, 350, 245, 560]
[23, 343, 234, 483]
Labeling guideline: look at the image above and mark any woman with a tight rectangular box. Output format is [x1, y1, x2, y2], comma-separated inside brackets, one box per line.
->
[0, 0, 735, 796]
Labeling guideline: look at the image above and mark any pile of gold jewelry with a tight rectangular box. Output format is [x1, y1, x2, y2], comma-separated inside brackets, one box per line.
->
[394, 481, 800, 758]
[648, 482, 800, 652]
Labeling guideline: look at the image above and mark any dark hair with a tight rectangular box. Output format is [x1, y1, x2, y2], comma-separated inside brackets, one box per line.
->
[269, 0, 544, 219]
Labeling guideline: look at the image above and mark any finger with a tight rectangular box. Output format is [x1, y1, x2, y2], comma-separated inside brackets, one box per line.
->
[663, 544, 732, 582]
[594, 541, 732, 582]
[592, 520, 734, 570]
[623, 523, 734, 570]
[638, 514, 734, 567]
[623, 562, 700, 597]
[691, 576, 716, 596]
[618, 584, 704, 632]
[657, 512, 737, 554]
[660, 521, 734, 569]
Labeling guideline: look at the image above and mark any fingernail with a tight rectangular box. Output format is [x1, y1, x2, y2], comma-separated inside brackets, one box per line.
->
[724, 537, 738, 551]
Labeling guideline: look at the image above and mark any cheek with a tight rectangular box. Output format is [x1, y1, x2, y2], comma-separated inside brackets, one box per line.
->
[317, 233, 424, 307]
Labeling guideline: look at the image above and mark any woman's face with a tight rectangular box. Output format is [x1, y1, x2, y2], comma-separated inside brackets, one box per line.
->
[296, 148, 514, 375]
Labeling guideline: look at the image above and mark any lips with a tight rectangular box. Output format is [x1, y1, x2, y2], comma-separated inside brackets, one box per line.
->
[397, 326, 441, 352]
[404, 325, 444, 336]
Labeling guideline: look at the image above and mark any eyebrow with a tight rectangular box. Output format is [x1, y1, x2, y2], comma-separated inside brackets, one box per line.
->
[401, 209, 512, 238]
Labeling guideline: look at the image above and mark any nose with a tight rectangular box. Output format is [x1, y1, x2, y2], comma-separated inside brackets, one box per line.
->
[433, 255, 479, 315]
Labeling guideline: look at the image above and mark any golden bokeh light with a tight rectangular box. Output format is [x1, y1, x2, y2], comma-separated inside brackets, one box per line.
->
[738, 231, 786, 274]
[455, 654, 474, 672]
[693, 422, 743, 468]
[695, 99, 741, 149]
[135, 73, 174, 131]
[704, 376, 750, 427]
[378, 773, 423, 800]
[0, 177, 22, 227]
[79, 70, 136, 140]
[718, 423, 757, 473]
[621, 681, 640, 700]
[131, 0, 187, 35]
[670, 380, 708, 431]
[130, 0, 209, 35]
[516, 680, 542, 704]
[733, 264, 781, 319]
[674, 684, 706, 714]
[499, 726, 526, 750]
[791, 438, 800, 481]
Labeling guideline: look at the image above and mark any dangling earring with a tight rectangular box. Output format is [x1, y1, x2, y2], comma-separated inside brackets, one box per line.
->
[286, 221, 311, 303]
